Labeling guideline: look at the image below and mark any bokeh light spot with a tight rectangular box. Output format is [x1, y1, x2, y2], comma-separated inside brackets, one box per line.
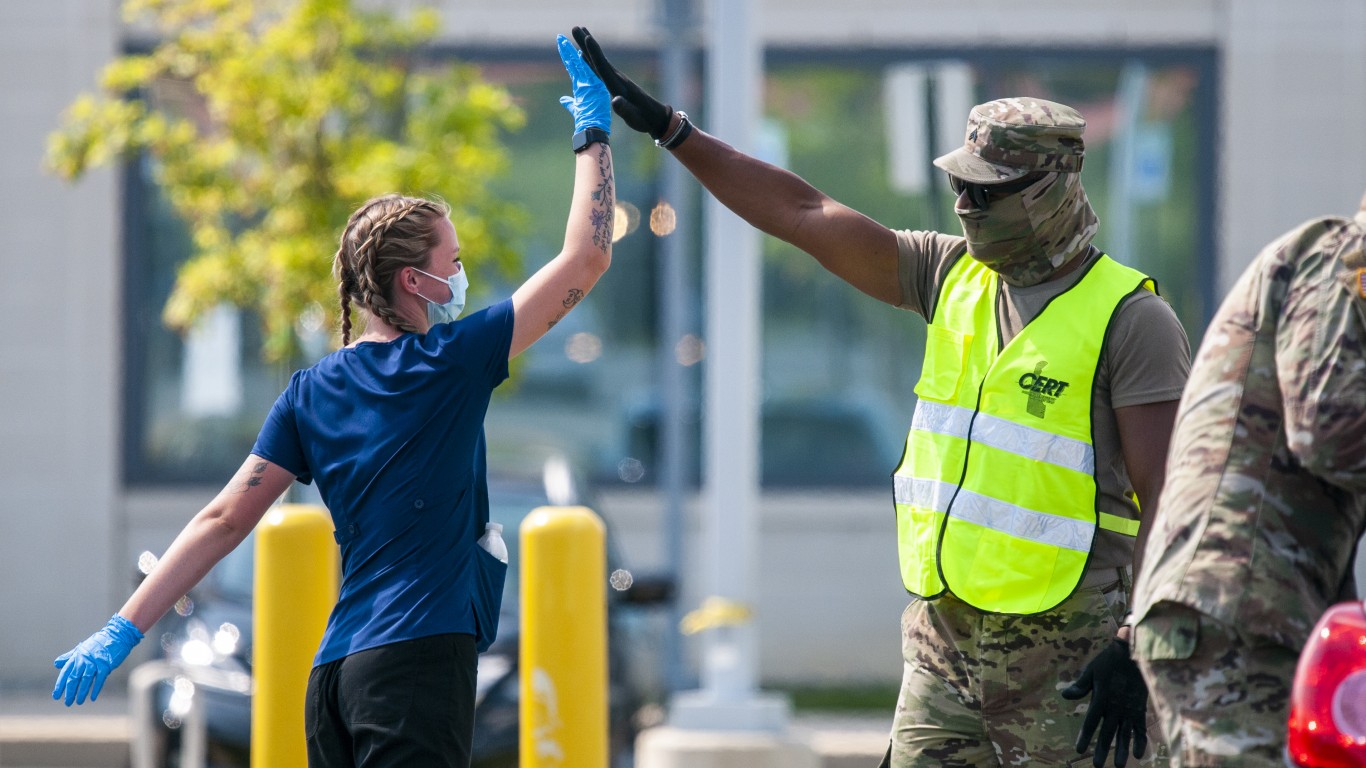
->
[613, 200, 640, 243]
[565, 332, 602, 364]
[675, 334, 705, 366]
[650, 202, 677, 236]
[617, 457, 645, 483]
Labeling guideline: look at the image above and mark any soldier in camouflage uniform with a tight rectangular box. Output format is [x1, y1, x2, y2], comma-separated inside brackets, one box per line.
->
[572, 28, 1190, 768]
[1130, 194, 1366, 767]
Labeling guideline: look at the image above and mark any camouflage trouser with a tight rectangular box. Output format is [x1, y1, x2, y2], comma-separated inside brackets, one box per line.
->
[1134, 603, 1297, 768]
[885, 577, 1163, 767]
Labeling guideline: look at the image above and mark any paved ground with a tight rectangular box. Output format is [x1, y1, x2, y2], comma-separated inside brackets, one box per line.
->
[791, 713, 889, 768]
[0, 688, 887, 768]
[0, 689, 130, 768]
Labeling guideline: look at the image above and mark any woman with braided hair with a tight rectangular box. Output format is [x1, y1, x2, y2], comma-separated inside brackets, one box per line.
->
[51, 34, 613, 768]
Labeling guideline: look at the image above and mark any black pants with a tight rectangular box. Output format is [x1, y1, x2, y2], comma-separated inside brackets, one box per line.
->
[305, 633, 478, 768]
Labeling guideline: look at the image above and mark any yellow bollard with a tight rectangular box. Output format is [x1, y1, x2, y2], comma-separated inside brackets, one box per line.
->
[252, 503, 338, 768]
[520, 506, 607, 768]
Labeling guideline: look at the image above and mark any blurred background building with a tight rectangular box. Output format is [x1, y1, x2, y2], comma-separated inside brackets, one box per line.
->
[3, 0, 1364, 698]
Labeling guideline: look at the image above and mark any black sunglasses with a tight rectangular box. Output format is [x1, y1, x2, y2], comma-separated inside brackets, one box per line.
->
[948, 172, 1046, 211]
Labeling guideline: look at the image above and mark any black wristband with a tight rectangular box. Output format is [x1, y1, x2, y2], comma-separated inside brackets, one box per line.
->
[655, 111, 693, 150]
[572, 128, 610, 153]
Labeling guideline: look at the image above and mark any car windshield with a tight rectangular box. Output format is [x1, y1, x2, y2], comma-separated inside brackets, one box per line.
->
[210, 484, 551, 611]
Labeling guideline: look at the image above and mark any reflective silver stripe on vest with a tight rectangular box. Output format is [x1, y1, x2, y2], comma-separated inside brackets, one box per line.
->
[895, 473, 1094, 551]
[911, 401, 1094, 475]
[911, 400, 974, 440]
[893, 475, 958, 512]
[952, 489, 1093, 551]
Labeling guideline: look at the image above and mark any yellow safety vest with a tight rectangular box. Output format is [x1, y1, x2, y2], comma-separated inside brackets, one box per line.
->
[894, 253, 1153, 614]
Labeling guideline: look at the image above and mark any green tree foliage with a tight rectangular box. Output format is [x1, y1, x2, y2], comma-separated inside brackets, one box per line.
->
[47, 0, 527, 360]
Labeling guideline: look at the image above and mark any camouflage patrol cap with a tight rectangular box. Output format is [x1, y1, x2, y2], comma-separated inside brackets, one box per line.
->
[933, 97, 1087, 183]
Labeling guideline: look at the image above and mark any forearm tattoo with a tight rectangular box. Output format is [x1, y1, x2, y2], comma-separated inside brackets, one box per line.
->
[550, 147, 612, 331]
[234, 461, 268, 494]
[590, 147, 614, 251]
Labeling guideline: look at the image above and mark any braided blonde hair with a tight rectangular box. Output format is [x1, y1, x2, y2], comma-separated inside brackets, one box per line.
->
[333, 194, 451, 345]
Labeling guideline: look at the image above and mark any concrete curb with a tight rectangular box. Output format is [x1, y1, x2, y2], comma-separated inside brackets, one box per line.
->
[0, 714, 129, 767]
[0, 692, 888, 768]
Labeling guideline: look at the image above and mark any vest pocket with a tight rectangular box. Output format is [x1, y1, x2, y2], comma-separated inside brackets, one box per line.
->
[914, 325, 972, 402]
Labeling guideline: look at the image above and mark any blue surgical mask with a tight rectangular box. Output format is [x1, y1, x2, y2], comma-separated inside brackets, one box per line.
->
[415, 267, 468, 327]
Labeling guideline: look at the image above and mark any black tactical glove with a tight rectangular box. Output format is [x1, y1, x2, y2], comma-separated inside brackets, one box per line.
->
[571, 26, 673, 140]
[1061, 638, 1149, 768]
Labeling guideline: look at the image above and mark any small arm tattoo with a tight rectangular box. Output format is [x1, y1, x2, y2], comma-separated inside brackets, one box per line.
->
[547, 288, 586, 330]
[234, 461, 268, 493]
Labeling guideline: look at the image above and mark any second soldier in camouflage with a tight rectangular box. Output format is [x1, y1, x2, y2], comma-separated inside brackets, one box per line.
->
[1130, 193, 1366, 767]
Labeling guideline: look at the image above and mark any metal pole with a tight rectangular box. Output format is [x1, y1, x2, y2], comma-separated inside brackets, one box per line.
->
[701, 0, 760, 706]
[655, 0, 698, 697]
[128, 660, 210, 768]
[130, 661, 178, 768]
[667, 0, 787, 732]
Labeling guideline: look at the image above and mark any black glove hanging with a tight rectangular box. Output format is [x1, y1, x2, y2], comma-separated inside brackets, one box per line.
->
[572, 26, 673, 140]
[1061, 638, 1150, 768]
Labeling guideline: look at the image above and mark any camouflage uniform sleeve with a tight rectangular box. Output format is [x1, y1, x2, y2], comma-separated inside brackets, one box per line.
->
[1276, 213, 1366, 492]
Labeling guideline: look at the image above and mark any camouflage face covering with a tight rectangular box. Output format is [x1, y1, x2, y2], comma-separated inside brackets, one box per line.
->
[957, 172, 1099, 287]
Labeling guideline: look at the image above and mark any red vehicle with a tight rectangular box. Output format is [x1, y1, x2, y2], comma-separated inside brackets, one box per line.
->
[1285, 599, 1366, 767]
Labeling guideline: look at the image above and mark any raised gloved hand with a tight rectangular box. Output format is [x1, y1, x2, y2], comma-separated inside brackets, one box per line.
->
[556, 33, 611, 135]
[571, 26, 673, 140]
[52, 614, 144, 706]
[1061, 638, 1149, 768]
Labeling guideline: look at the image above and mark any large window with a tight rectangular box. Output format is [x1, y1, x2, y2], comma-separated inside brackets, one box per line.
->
[122, 44, 1217, 488]
[122, 153, 292, 484]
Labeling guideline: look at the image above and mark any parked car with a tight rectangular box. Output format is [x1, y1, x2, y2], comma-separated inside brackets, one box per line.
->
[608, 397, 903, 488]
[1285, 598, 1366, 768]
[132, 460, 673, 768]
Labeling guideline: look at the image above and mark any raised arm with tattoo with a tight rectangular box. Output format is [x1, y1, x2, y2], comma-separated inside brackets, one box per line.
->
[53, 33, 617, 715]
[509, 34, 615, 357]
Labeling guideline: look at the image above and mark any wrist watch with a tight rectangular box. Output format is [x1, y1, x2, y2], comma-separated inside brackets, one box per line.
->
[572, 128, 609, 153]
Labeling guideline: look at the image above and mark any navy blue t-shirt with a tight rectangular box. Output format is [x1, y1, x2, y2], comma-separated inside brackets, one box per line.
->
[251, 299, 514, 666]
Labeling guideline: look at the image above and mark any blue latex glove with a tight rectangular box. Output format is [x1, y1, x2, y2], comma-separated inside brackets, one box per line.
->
[556, 33, 611, 134]
[572, 26, 674, 140]
[52, 614, 144, 706]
